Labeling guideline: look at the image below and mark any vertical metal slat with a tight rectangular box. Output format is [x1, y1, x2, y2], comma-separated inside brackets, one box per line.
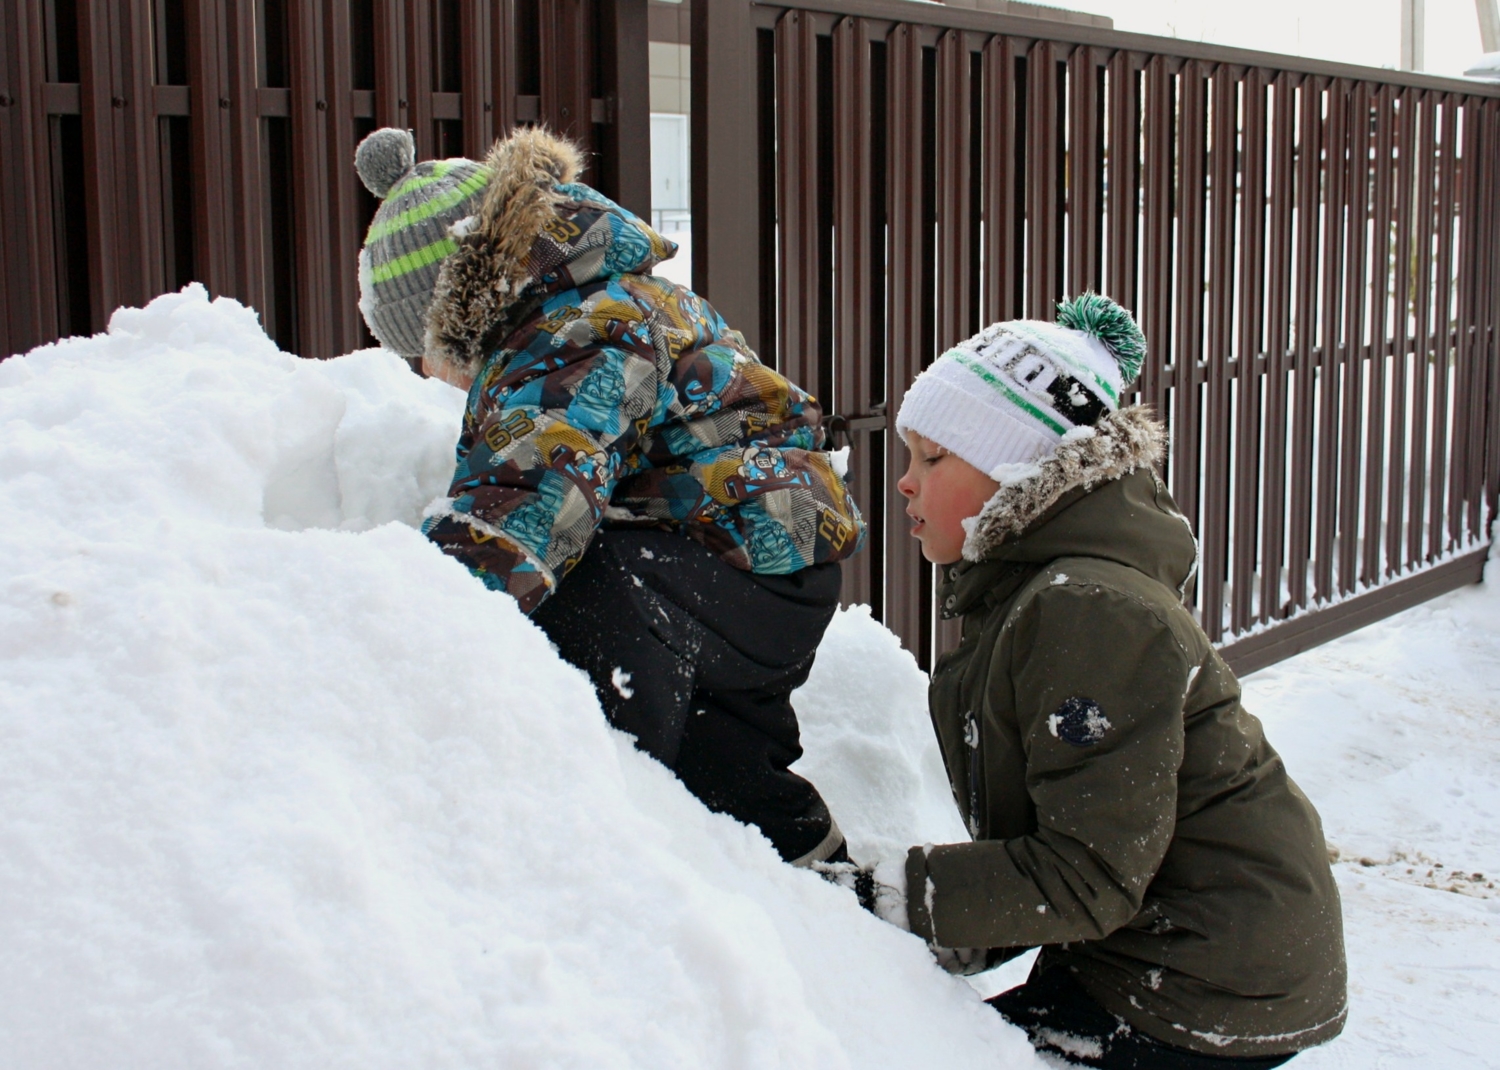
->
[1287, 77, 1322, 609]
[1477, 101, 1500, 529]
[1231, 68, 1268, 634]
[1451, 96, 1480, 544]
[460, 0, 494, 158]
[1260, 72, 1296, 622]
[774, 9, 819, 390]
[538, 0, 591, 151]
[597, 0, 651, 216]
[404, 0, 434, 157]
[324, 0, 359, 356]
[1336, 81, 1371, 594]
[373, 0, 405, 130]
[1025, 38, 1060, 318]
[935, 28, 972, 349]
[1139, 56, 1173, 426]
[1172, 60, 1207, 585]
[1386, 87, 1417, 574]
[1104, 49, 1139, 319]
[883, 21, 926, 659]
[690, 0, 762, 352]
[490, 0, 517, 136]
[1407, 91, 1437, 567]
[832, 15, 876, 609]
[1200, 63, 1235, 640]
[1313, 78, 1347, 601]
[287, 0, 333, 358]
[0, 0, 59, 352]
[933, 26, 973, 659]
[980, 33, 1018, 325]
[1363, 85, 1396, 585]
[78, 0, 165, 326]
[1430, 94, 1458, 554]
[1066, 44, 1100, 297]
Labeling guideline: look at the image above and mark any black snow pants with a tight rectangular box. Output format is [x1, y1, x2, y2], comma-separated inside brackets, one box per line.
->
[990, 957, 1297, 1069]
[531, 527, 846, 865]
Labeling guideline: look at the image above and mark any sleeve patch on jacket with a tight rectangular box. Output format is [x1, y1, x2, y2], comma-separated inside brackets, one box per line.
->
[1047, 697, 1113, 747]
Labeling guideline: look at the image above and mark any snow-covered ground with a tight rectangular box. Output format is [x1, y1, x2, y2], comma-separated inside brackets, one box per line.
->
[1239, 572, 1500, 1069]
[2, 287, 1497, 1067]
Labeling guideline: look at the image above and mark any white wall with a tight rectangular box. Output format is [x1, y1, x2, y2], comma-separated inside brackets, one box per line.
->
[1061, 0, 1485, 77]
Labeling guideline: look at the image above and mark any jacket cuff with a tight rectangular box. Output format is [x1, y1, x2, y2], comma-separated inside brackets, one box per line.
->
[905, 846, 936, 944]
[425, 515, 555, 613]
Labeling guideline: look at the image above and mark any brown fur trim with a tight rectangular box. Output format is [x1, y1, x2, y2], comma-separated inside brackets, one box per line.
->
[960, 405, 1166, 561]
[425, 127, 585, 378]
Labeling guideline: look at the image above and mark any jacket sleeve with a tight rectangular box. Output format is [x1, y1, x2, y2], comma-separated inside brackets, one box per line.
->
[906, 581, 1192, 950]
[423, 330, 659, 613]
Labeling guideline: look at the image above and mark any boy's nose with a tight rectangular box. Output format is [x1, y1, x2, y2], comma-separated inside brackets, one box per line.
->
[896, 470, 916, 498]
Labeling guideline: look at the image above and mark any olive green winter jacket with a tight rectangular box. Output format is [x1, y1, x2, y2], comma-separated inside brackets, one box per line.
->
[905, 405, 1347, 1058]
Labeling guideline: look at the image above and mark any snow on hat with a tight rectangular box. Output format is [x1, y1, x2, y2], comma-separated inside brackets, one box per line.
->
[355, 128, 490, 360]
[895, 292, 1147, 479]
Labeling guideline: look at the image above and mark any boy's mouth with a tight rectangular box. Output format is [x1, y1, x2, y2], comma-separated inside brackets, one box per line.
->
[907, 510, 925, 536]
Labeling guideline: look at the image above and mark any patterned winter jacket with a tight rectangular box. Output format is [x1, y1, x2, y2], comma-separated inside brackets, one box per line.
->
[420, 130, 865, 612]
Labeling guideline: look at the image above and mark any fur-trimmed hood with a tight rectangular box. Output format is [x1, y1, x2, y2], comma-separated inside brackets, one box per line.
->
[953, 405, 1198, 601]
[424, 127, 676, 377]
[961, 405, 1165, 560]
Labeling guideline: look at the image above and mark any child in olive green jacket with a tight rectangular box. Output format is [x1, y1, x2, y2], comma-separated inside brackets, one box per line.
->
[830, 296, 1346, 1069]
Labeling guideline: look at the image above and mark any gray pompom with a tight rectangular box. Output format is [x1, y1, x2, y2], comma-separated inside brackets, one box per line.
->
[355, 128, 416, 198]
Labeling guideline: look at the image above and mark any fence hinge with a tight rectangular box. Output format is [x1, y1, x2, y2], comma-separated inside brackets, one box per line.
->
[823, 404, 888, 447]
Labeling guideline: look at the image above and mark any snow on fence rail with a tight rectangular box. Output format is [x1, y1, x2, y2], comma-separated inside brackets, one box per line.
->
[691, 0, 1500, 673]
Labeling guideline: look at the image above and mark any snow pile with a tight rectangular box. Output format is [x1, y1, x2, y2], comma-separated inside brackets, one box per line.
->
[792, 604, 967, 862]
[0, 287, 1035, 1068]
[12, 284, 1498, 1068]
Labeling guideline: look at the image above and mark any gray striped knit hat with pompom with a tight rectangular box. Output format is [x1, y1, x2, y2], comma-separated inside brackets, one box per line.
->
[355, 128, 490, 359]
[896, 293, 1147, 479]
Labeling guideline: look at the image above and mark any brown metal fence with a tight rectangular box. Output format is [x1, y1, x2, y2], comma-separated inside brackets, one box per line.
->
[692, 0, 1500, 673]
[0, 0, 649, 362]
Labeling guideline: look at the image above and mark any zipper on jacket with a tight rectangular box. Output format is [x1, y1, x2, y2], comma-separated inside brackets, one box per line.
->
[963, 709, 982, 839]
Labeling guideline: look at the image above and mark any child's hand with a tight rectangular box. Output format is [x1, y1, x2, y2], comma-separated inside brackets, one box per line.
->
[813, 859, 910, 931]
[930, 944, 990, 975]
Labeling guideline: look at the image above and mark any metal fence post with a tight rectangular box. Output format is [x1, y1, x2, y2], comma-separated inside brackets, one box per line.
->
[598, 0, 651, 220]
[77, 0, 165, 327]
[691, 0, 764, 355]
[0, 0, 58, 356]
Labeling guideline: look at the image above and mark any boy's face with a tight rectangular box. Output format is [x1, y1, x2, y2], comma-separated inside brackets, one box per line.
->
[422, 354, 476, 393]
[896, 432, 999, 565]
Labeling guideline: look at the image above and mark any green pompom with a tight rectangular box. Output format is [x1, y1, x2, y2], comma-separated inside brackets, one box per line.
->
[1056, 291, 1146, 386]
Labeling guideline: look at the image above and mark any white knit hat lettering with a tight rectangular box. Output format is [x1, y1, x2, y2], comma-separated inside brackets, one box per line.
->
[896, 293, 1147, 479]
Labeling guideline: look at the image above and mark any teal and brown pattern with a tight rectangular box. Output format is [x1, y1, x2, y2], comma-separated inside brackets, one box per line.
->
[416, 129, 866, 611]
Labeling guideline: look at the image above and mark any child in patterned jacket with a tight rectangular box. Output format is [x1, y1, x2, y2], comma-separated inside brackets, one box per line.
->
[354, 125, 866, 867]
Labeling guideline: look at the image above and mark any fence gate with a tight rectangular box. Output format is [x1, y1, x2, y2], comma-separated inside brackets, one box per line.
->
[693, 0, 1500, 673]
[0, 0, 649, 362]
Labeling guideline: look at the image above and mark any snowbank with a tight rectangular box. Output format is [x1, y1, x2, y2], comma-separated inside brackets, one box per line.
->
[0, 287, 1036, 1068]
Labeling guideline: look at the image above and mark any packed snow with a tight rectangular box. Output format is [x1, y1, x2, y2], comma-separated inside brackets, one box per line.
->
[4, 285, 1499, 1068]
[0, 287, 1034, 1068]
